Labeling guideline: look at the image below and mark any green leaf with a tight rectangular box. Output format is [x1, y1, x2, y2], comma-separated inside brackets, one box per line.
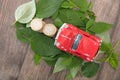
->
[36, 0, 65, 18]
[107, 53, 118, 69]
[16, 29, 28, 43]
[53, 54, 83, 74]
[70, 66, 80, 78]
[86, 19, 94, 30]
[53, 17, 64, 28]
[66, 72, 73, 80]
[81, 62, 100, 78]
[16, 28, 38, 43]
[15, 0, 36, 23]
[87, 10, 96, 20]
[52, 11, 59, 20]
[53, 54, 73, 73]
[88, 1, 93, 10]
[100, 42, 112, 51]
[43, 57, 57, 66]
[59, 9, 85, 27]
[67, 56, 83, 69]
[15, 22, 26, 28]
[34, 53, 41, 64]
[97, 32, 111, 51]
[100, 41, 119, 69]
[53, 57, 66, 73]
[30, 34, 62, 57]
[70, 0, 88, 12]
[61, 56, 73, 67]
[42, 54, 62, 66]
[61, 1, 74, 9]
[88, 22, 112, 33]
[96, 32, 110, 43]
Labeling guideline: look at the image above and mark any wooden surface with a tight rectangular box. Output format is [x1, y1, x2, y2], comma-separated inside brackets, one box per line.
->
[0, 0, 120, 80]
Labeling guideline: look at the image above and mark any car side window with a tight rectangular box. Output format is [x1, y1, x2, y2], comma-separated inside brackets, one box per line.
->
[72, 34, 82, 50]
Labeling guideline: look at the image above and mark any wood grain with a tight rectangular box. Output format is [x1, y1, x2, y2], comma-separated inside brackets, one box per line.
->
[0, 0, 120, 80]
[0, 0, 29, 80]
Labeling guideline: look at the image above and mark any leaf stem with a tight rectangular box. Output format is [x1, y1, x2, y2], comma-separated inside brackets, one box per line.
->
[113, 41, 120, 50]
[11, 21, 17, 27]
[68, 0, 80, 9]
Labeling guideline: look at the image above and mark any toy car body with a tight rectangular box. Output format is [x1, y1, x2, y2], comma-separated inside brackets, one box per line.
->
[54, 23, 101, 61]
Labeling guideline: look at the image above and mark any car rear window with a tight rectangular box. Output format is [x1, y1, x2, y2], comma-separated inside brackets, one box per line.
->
[72, 34, 82, 50]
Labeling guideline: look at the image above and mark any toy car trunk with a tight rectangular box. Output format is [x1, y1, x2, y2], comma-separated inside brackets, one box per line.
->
[54, 23, 101, 61]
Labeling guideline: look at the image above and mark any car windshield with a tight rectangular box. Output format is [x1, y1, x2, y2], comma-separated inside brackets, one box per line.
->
[72, 34, 82, 50]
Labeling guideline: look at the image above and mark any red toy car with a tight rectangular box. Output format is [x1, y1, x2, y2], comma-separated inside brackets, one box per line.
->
[54, 23, 101, 61]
